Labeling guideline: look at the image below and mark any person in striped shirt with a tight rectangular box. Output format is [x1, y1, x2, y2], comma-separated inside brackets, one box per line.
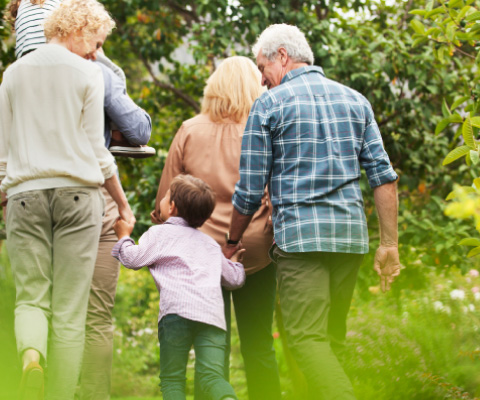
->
[112, 174, 245, 400]
[7, 0, 61, 58]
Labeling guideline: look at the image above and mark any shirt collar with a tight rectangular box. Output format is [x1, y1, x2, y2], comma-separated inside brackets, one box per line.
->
[281, 65, 325, 85]
[165, 216, 191, 227]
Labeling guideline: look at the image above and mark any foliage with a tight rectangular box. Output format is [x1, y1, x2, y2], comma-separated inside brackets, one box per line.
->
[409, 0, 480, 259]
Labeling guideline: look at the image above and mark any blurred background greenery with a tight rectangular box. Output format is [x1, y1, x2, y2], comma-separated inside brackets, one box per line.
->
[2, 0, 480, 398]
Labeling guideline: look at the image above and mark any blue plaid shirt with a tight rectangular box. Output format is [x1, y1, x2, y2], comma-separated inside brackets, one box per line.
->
[232, 66, 398, 254]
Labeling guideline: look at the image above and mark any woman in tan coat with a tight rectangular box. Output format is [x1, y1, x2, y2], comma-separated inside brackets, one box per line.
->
[151, 56, 281, 400]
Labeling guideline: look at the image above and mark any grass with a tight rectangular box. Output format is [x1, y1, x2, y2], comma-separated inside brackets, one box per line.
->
[1, 243, 480, 400]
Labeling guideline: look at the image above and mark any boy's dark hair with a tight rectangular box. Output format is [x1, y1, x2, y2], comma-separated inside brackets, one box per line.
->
[170, 174, 216, 228]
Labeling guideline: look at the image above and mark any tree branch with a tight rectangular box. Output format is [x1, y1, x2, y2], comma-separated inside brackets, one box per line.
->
[165, 1, 199, 27]
[119, 25, 201, 113]
[399, 0, 414, 29]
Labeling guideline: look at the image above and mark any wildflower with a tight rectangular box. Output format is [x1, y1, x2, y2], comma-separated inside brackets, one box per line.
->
[144, 327, 154, 335]
[475, 292, 480, 301]
[433, 301, 444, 312]
[468, 304, 475, 312]
[369, 286, 380, 295]
[469, 269, 480, 278]
[472, 287, 480, 294]
[272, 332, 280, 339]
[450, 289, 465, 300]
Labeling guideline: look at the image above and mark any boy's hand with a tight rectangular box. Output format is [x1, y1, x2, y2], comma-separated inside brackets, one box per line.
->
[230, 248, 246, 264]
[113, 217, 135, 239]
[222, 242, 242, 260]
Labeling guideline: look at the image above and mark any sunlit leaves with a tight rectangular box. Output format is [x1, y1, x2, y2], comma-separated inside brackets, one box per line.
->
[443, 145, 471, 165]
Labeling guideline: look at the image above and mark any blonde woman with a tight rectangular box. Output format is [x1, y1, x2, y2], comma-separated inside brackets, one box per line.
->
[152, 56, 282, 400]
[0, 1, 134, 399]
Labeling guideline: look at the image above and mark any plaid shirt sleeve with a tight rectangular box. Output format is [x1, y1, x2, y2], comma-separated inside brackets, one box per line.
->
[232, 99, 272, 215]
[359, 103, 398, 188]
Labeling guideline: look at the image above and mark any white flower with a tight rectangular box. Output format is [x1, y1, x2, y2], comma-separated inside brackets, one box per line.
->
[468, 304, 475, 312]
[450, 289, 465, 300]
[144, 327, 154, 335]
[469, 269, 480, 278]
[474, 292, 480, 301]
[433, 301, 444, 312]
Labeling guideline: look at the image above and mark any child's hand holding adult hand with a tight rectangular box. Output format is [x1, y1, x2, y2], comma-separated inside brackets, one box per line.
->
[113, 217, 135, 239]
[230, 248, 246, 264]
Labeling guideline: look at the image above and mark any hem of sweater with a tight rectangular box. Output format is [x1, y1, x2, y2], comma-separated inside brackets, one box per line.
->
[275, 241, 369, 254]
[6, 177, 100, 197]
[158, 312, 226, 332]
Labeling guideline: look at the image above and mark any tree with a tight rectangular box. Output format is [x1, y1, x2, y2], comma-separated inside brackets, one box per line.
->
[409, 0, 480, 259]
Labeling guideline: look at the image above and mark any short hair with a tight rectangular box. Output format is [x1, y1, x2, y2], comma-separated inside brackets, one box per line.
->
[44, 0, 115, 45]
[201, 56, 265, 123]
[170, 174, 216, 228]
[252, 24, 314, 65]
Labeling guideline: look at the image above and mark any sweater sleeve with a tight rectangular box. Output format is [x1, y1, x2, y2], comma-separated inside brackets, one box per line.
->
[0, 75, 12, 182]
[83, 66, 116, 180]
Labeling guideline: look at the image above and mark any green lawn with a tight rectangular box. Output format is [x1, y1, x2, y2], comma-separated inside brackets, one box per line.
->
[2, 244, 480, 400]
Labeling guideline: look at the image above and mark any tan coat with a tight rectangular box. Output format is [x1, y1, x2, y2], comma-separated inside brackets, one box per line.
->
[153, 114, 273, 275]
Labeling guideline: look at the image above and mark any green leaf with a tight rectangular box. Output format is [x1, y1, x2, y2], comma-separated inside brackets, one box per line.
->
[467, 246, 480, 257]
[449, 113, 464, 123]
[448, 0, 464, 8]
[472, 117, 480, 127]
[446, 23, 456, 42]
[409, 9, 427, 16]
[443, 145, 471, 165]
[451, 96, 470, 110]
[410, 19, 426, 35]
[465, 10, 480, 22]
[470, 149, 480, 164]
[438, 46, 445, 62]
[459, 237, 480, 246]
[446, 186, 476, 199]
[442, 98, 452, 116]
[456, 5, 471, 21]
[425, 7, 445, 18]
[463, 117, 476, 149]
[436, 118, 452, 134]
[412, 36, 428, 47]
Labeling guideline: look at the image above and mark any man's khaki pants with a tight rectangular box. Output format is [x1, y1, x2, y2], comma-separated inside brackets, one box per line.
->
[6, 187, 104, 400]
[78, 187, 120, 400]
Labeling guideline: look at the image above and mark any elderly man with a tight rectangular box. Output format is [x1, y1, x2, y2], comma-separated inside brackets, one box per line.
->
[225, 24, 400, 399]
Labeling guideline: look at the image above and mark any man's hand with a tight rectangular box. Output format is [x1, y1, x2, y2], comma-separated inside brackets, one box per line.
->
[113, 217, 135, 239]
[118, 205, 136, 226]
[222, 242, 243, 260]
[374, 245, 401, 293]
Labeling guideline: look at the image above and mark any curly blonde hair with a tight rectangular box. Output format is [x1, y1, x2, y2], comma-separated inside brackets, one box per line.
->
[201, 56, 265, 123]
[43, 0, 114, 46]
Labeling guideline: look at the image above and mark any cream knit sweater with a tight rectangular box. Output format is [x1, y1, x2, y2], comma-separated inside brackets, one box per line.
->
[0, 44, 116, 196]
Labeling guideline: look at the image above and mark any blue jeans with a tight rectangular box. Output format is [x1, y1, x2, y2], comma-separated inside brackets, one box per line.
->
[158, 314, 237, 400]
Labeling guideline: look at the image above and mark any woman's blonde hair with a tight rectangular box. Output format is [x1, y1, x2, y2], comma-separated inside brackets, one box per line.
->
[201, 56, 264, 123]
[43, 0, 114, 44]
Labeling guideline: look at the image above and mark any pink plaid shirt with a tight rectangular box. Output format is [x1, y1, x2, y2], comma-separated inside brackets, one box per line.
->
[112, 217, 245, 331]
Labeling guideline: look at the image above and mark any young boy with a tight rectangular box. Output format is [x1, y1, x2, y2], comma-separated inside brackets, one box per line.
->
[112, 174, 245, 400]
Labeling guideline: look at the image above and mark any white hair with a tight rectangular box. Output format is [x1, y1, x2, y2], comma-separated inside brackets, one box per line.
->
[252, 24, 314, 65]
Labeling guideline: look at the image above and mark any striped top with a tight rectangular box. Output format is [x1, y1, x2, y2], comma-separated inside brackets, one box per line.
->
[14, 0, 62, 58]
[232, 66, 398, 254]
[112, 217, 246, 331]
